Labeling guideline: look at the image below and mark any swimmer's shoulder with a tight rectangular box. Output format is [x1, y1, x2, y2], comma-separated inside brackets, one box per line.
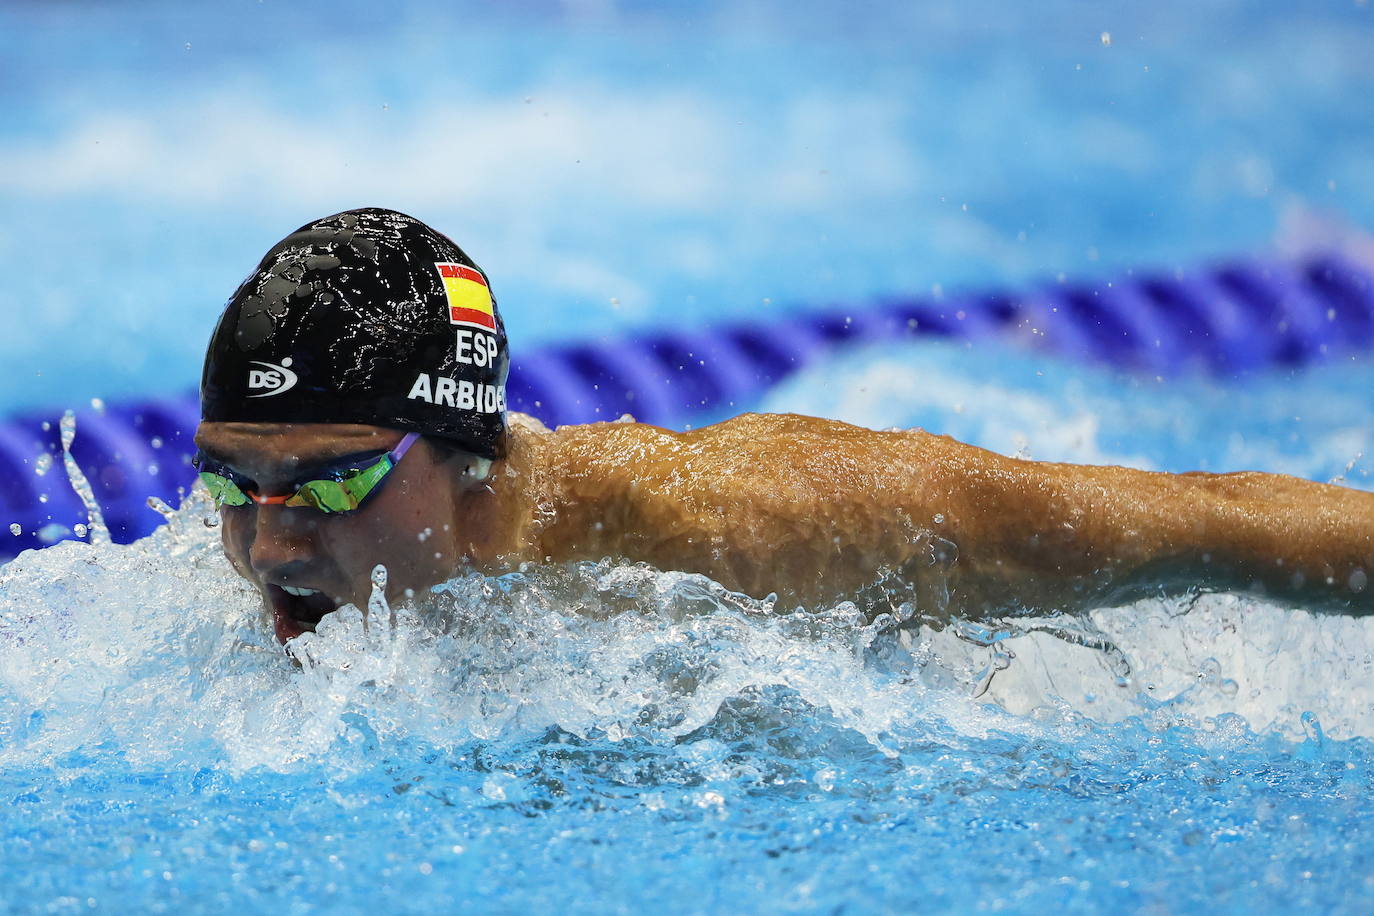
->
[515, 410, 989, 491]
[514, 408, 983, 458]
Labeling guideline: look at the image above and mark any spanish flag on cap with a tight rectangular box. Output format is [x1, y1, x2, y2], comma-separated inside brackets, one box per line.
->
[436, 262, 496, 332]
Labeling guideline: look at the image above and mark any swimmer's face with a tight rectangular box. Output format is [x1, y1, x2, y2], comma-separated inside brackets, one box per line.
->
[193, 422, 490, 645]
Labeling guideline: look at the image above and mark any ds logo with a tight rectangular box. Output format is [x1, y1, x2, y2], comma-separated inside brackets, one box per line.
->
[247, 358, 298, 398]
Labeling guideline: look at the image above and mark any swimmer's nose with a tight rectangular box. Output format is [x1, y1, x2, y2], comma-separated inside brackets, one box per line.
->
[247, 504, 316, 578]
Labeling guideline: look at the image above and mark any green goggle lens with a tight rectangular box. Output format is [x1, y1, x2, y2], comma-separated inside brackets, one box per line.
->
[195, 432, 418, 515]
[199, 471, 250, 507]
[283, 456, 395, 513]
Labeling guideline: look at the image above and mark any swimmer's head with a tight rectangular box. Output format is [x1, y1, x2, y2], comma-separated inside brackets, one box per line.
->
[200, 207, 509, 459]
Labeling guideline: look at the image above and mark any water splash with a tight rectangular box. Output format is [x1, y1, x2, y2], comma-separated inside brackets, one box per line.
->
[2, 486, 1373, 911]
[3, 488, 1373, 784]
[58, 410, 109, 546]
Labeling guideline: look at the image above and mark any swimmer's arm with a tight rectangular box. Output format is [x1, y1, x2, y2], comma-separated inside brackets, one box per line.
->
[925, 452, 1374, 615]
[535, 413, 1374, 615]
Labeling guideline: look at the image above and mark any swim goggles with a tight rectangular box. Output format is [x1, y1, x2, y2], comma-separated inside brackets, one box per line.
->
[193, 431, 420, 514]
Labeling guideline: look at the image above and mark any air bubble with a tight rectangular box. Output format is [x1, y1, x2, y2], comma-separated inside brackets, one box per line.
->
[8, 523, 20, 536]
[34, 454, 53, 477]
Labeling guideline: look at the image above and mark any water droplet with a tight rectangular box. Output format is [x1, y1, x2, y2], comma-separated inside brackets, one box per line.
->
[8, 523, 20, 536]
[73, 523, 88, 538]
[1100, 31, 1112, 46]
[1300, 711, 1325, 749]
[60, 410, 77, 451]
[202, 515, 220, 528]
[1349, 568, 1368, 593]
[932, 513, 944, 524]
[34, 454, 53, 477]
[147, 496, 176, 520]
[37, 523, 70, 543]
[367, 564, 393, 636]
[59, 411, 110, 545]
[814, 768, 837, 792]
[150, 436, 164, 449]
[89, 397, 106, 414]
[184, 42, 192, 50]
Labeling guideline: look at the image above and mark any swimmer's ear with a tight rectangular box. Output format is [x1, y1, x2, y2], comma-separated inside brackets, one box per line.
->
[423, 436, 492, 484]
[463, 457, 493, 482]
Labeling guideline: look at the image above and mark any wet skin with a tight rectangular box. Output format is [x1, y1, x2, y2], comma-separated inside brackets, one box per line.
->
[194, 422, 508, 644]
[199, 412, 1374, 646]
[531, 412, 1374, 615]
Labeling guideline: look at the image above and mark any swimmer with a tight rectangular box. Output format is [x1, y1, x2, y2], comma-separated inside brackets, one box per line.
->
[195, 208, 1374, 644]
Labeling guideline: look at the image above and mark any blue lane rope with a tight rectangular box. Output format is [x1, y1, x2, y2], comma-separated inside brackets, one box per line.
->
[2, 250, 1371, 558]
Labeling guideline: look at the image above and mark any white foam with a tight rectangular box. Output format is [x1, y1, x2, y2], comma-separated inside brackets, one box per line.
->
[3, 486, 1372, 780]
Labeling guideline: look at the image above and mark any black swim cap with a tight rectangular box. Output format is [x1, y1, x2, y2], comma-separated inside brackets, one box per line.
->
[200, 208, 509, 459]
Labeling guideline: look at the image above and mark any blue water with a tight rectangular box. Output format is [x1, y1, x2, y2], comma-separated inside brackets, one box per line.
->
[4, 340, 1374, 912]
[2, 0, 1374, 413]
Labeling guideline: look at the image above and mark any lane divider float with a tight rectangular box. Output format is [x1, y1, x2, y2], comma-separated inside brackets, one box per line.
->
[2, 251, 1370, 557]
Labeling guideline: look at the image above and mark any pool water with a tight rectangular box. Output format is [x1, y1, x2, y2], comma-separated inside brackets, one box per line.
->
[4, 0, 1374, 414]
[3, 339, 1373, 913]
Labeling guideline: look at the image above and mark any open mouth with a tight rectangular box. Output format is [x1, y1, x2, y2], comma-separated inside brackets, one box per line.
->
[265, 584, 339, 644]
